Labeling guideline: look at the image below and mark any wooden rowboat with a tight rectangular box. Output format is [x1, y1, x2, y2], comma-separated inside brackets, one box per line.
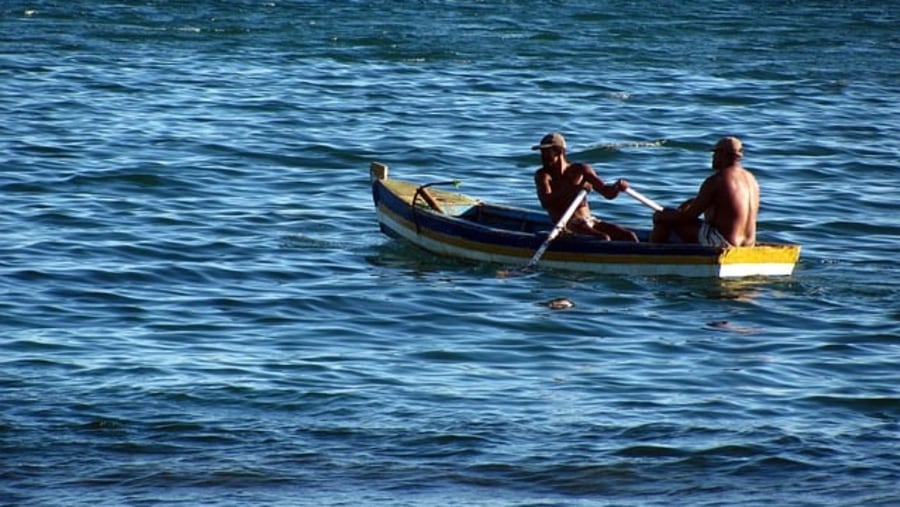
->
[370, 162, 800, 278]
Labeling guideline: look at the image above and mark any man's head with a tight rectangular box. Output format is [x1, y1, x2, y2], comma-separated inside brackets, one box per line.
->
[712, 136, 743, 170]
[533, 132, 567, 168]
[532, 132, 567, 153]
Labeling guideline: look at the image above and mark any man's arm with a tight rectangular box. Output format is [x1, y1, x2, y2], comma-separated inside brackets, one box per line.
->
[654, 175, 718, 223]
[679, 175, 717, 219]
[578, 163, 623, 199]
[534, 170, 564, 211]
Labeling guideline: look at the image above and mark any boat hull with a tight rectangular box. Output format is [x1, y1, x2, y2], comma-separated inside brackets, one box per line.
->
[370, 163, 800, 278]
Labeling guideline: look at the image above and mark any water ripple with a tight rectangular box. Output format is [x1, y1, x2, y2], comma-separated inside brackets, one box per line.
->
[3, 1, 900, 506]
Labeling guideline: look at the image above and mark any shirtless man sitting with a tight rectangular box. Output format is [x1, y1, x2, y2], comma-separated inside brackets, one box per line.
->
[650, 136, 759, 247]
[532, 132, 638, 242]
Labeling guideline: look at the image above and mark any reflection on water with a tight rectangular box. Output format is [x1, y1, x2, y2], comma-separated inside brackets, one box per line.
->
[703, 278, 769, 302]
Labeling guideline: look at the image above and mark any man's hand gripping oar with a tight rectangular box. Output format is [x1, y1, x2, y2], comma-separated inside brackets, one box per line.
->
[520, 188, 589, 272]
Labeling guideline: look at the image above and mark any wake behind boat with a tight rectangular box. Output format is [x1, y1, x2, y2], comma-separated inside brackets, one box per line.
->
[370, 162, 800, 278]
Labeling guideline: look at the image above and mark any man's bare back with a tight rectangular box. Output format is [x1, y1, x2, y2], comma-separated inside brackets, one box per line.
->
[705, 165, 759, 247]
[650, 136, 759, 247]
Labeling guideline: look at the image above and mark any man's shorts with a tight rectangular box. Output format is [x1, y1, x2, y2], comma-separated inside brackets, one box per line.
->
[698, 221, 732, 247]
[569, 216, 601, 229]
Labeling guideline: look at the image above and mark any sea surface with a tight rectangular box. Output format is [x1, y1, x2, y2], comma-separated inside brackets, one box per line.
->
[2, 1, 899, 505]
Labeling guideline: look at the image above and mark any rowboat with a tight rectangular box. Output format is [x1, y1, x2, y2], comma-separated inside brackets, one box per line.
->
[370, 162, 800, 278]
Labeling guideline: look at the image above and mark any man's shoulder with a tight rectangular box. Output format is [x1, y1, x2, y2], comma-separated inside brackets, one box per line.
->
[717, 164, 753, 176]
[718, 165, 757, 184]
[702, 170, 724, 187]
[739, 165, 759, 182]
[568, 162, 591, 171]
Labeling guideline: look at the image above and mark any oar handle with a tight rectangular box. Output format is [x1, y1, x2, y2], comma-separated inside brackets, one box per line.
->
[624, 187, 664, 212]
[525, 188, 588, 269]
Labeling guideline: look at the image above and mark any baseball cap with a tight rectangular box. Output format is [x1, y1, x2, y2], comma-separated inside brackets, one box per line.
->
[532, 132, 567, 151]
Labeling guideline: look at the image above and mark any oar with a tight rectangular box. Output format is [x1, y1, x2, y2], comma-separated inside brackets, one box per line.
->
[522, 188, 588, 271]
[624, 187, 664, 212]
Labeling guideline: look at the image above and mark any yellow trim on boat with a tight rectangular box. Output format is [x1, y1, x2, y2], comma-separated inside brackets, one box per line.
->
[719, 244, 801, 265]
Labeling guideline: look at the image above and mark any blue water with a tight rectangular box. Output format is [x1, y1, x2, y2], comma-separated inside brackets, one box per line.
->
[3, 2, 899, 505]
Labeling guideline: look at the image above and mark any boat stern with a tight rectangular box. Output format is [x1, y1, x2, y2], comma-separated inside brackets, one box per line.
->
[717, 243, 802, 277]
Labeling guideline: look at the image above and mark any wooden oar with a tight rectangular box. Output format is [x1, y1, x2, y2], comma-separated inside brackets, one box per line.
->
[522, 188, 588, 271]
[624, 187, 664, 212]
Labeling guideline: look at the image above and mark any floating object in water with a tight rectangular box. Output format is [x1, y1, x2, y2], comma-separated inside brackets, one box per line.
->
[542, 297, 575, 310]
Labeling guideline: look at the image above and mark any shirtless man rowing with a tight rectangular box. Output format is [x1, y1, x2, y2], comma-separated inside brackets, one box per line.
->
[650, 136, 759, 247]
[532, 132, 638, 242]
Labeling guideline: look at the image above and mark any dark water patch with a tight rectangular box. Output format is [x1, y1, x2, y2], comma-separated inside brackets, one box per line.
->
[78, 364, 173, 385]
[616, 444, 690, 459]
[802, 395, 900, 420]
[65, 171, 172, 189]
[409, 349, 477, 364]
[1, 181, 52, 193]
[27, 210, 105, 229]
[730, 455, 819, 477]
[80, 419, 128, 432]
[7, 140, 83, 158]
[2, 340, 84, 355]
